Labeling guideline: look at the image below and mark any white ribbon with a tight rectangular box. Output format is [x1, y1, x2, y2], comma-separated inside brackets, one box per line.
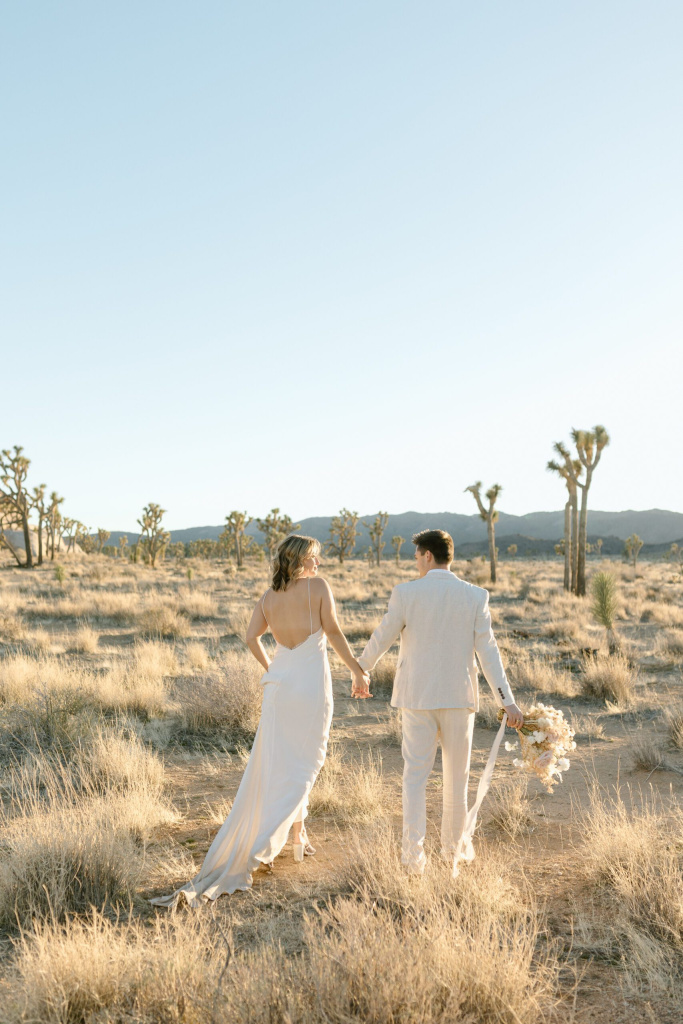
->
[452, 712, 507, 876]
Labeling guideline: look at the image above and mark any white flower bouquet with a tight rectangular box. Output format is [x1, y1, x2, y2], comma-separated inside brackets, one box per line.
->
[498, 703, 576, 792]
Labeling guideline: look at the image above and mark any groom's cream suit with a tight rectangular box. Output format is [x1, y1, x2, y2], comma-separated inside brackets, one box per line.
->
[358, 568, 514, 871]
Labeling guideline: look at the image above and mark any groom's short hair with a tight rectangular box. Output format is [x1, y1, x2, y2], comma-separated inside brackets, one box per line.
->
[412, 529, 454, 565]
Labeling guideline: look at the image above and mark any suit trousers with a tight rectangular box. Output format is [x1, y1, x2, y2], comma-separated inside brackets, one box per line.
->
[401, 707, 475, 871]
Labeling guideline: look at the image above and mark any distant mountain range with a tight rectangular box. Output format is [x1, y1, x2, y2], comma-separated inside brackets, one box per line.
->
[103, 509, 683, 557]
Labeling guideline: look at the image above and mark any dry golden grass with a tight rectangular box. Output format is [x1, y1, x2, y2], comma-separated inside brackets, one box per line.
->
[309, 745, 386, 823]
[580, 653, 637, 704]
[0, 728, 174, 928]
[2, 553, 683, 1021]
[579, 785, 683, 999]
[656, 626, 683, 656]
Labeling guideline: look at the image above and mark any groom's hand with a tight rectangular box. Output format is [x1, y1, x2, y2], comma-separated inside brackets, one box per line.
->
[503, 702, 524, 729]
[352, 670, 372, 699]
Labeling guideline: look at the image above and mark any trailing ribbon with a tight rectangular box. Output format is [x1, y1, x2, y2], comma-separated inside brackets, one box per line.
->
[452, 712, 508, 877]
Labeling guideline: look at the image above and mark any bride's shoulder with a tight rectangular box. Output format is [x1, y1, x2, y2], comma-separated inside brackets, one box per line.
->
[311, 576, 332, 595]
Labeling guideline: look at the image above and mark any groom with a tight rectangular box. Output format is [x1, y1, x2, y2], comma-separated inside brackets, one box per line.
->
[355, 529, 523, 874]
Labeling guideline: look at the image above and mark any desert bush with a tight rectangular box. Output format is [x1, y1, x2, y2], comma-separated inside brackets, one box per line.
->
[182, 640, 210, 671]
[510, 653, 579, 697]
[0, 728, 174, 928]
[370, 650, 398, 696]
[580, 653, 636, 704]
[174, 587, 218, 620]
[656, 627, 683, 656]
[4, 911, 222, 1024]
[386, 705, 402, 745]
[172, 649, 262, 739]
[571, 713, 606, 741]
[580, 786, 683, 996]
[68, 624, 99, 653]
[224, 602, 252, 637]
[137, 605, 191, 639]
[665, 704, 683, 748]
[309, 747, 385, 823]
[640, 601, 683, 627]
[476, 697, 502, 730]
[485, 777, 532, 838]
[0, 612, 26, 642]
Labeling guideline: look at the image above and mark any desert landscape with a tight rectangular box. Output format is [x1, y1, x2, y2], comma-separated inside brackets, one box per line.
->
[0, 546, 682, 1023]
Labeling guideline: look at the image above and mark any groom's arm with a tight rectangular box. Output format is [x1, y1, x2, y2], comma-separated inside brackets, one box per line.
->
[474, 589, 515, 708]
[357, 586, 405, 672]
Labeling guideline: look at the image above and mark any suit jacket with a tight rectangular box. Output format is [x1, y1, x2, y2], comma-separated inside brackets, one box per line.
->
[357, 569, 514, 711]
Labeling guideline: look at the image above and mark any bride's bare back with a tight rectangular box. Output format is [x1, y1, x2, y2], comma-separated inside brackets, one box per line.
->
[260, 577, 323, 650]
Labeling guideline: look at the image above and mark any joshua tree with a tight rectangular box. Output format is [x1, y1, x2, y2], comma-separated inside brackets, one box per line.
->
[595, 538, 603, 558]
[221, 511, 252, 567]
[392, 535, 406, 563]
[366, 545, 376, 568]
[77, 523, 95, 554]
[507, 544, 517, 557]
[363, 512, 389, 566]
[465, 482, 502, 582]
[62, 517, 76, 553]
[0, 499, 25, 565]
[591, 570, 619, 653]
[29, 484, 49, 565]
[571, 426, 610, 596]
[328, 509, 360, 563]
[547, 451, 582, 593]
[96, 528, 111, 553]
[624, 533, 644, 568]
[0, 446, 34, 568]
[256, 509, 300, 559]
[46, 492, 64, 560]
[118, 534, 129, 559]
[137, 503, 170, 568]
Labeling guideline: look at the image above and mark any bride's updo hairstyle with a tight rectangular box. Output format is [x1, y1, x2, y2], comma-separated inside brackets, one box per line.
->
[271, 534, 321, 592]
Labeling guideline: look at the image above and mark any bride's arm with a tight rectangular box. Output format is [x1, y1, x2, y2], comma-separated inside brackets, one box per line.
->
[245, 599, 271, 671]
[319, 579, 371, 696]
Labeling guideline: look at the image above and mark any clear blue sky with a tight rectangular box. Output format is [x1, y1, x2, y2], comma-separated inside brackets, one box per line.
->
[2, 2, 681, 531]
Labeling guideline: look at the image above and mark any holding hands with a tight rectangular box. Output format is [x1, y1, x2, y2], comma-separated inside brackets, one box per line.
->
[351, 664, 372, 699]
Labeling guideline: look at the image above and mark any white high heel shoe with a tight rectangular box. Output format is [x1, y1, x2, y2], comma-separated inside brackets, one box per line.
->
[293, 827, 316, 862]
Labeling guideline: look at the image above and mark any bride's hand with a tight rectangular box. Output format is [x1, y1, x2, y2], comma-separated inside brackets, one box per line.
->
[352, 667, 372, 699]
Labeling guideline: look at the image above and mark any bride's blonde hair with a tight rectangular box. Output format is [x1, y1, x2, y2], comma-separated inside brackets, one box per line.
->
[271, 534, 320, 592]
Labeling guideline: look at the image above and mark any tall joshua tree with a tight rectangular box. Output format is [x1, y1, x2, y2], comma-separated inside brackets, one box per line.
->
[256, 509, 300, 560]
[30, 484, 48, 565]
[364, 512, 389, 566]
[46, 492, 64, 560]
[137, 503, 170, 568]
[0, 446, 34, 568]
[221, 511, 252, 567]
[118, 535, 129, 559]
[328, 508, 360, 563]
[465, 482, 502, 582]
[392, 535, 406, 564]
[572, 426, 610, 596]
[547, 452, 582, 592]
[96, 528, 110, 553]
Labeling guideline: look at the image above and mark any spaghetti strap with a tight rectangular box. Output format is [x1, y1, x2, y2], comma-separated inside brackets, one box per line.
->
[261, 590, 270, 625]
[308, 578, 313, 634]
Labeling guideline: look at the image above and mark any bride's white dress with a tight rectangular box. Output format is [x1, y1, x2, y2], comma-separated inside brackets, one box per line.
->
[151, 584, 333, 908]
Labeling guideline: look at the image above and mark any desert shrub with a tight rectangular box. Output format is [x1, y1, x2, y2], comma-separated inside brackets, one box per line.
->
[510, 653, 579, 697]
[665, 704, 683, 748]
[68, 624, 99, 653]
[182, 640, 210, 671]
[0, 613, 26, 643]
[656, 627, 683, 656]
[571, 713, 606, 741]
[640, 602, 683, 627]
[476, 697, 501, 730]
[370, 651, 398, 696]
[580, 786, 683, 995]
[174, 587, 218, 620]
[386, 705, 402, 745]
[580, 653, 636, 704]
[137, 605, 191, 639]
[225, 602, 253, 637]
[0, 728, 174, 928]
[172, 649, 262, 739]
[309, 746, 385, 823]
[485, 777, 532, 838]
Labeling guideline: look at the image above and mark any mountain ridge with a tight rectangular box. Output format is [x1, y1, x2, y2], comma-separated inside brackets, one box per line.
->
[103, 508, 683, 549]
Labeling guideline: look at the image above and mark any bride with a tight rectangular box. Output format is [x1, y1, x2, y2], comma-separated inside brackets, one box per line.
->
[151, 534, 370, 908]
